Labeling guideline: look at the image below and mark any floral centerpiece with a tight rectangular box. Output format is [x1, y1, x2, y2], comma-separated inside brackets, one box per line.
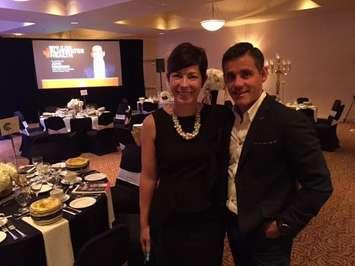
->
[198, 68, 225, 104]
[67, 99, 84, 113]
[204, 68, 225, 91]
[0, 162, 18, 198]
[159, 90, 174, 103]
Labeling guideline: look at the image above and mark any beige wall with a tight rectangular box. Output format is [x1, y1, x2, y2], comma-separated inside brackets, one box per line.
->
[143, 9, 355, 120]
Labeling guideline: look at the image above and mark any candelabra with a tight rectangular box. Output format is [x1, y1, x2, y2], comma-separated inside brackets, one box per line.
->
[267, 54, 291, 101]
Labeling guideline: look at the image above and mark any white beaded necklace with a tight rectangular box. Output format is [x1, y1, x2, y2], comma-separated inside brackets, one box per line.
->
[172, 111, 201, 140]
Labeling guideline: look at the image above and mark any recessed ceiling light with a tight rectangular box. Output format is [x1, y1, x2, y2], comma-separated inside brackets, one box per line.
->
[13, 0, 30, 2]
[23, 22, 35, 26]
[13, 33, 24, 36]
[70, 21, 79, 25]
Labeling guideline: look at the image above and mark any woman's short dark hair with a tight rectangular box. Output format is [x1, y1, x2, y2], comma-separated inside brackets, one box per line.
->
[167, 42, 208, 83]
[222, 42, 264, 72]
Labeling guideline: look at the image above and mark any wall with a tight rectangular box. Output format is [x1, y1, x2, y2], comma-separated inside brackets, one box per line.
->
[145, 9, 355, 120]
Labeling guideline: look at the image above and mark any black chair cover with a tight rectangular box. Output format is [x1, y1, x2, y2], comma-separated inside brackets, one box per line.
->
[315, 100, 345, 151]
[75, 225, 129, 266]
[296, 97, 310, 104]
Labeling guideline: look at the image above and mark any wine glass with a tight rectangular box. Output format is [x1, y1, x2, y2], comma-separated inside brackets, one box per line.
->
[32, 156, 43, 166]
[31, 179, 43, 198]
[15, 187, 31, 214]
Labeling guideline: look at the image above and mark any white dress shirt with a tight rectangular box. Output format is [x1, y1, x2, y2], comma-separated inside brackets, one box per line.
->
[226, 91, 267, 214]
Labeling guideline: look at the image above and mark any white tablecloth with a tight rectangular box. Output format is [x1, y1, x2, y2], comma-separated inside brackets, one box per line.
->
[285, 103, 318, 122]
[40, 115, 99, 132]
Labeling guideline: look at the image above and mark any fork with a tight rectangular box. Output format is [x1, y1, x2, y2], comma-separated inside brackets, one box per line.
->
[2, 226, 19, 240]
[63, 203, 82, 213]
[8, 224, 27, 238]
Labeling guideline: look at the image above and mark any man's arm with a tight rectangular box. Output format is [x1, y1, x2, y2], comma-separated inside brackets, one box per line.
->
[277, 110, 333, 235]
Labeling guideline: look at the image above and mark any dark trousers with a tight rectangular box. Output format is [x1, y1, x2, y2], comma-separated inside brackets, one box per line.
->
[151, 209, 225, 266]
[226, 210, 293, 266]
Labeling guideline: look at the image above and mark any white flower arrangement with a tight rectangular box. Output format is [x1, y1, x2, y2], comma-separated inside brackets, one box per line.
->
[204, 68, 225, 91]
[0, 162, 17, 193]
[198, 68, 225, 104]
[67, 99, 84, 109]
[159, 90, 174, 103]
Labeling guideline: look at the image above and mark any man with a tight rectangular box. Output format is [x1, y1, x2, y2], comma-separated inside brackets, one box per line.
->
[223, 42, 333, 265]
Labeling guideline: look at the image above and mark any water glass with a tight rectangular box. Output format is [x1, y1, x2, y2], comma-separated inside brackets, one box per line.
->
[32, 156, 43, 166]
[15, 188, 31, 214]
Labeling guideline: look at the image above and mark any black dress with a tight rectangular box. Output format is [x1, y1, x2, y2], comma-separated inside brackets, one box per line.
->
[150, 104, 234, 266]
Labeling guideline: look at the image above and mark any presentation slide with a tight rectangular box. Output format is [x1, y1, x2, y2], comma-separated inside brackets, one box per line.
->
[32, 40, 122, 89]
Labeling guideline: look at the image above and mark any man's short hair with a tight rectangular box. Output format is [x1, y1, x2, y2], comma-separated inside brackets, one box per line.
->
[167, 42, 207, 82]
[222, 42, 264, 72]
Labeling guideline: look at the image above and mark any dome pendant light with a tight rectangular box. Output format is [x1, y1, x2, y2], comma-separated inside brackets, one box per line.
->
[200, 0, 225, 31]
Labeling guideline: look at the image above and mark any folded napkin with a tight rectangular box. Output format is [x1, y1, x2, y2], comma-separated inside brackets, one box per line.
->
[22, 216, 74, 266]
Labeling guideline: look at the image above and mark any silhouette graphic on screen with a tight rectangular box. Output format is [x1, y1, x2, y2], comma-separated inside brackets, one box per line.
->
[91, 45, 106, 78]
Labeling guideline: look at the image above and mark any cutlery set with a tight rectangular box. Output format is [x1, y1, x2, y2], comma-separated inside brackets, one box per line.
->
[1, 223, 26, 240]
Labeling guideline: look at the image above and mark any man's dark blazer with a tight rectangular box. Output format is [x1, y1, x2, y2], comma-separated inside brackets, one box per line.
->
[235, 94, 333, 236]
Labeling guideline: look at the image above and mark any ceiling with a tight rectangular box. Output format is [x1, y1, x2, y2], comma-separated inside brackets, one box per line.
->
[0, 0, 354, 39]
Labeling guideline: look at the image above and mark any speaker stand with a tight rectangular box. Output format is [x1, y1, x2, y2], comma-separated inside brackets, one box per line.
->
[159, 71, 163, 93]
[343, 95, 355, 123]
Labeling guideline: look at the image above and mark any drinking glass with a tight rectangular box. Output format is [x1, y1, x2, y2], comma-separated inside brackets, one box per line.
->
[15, 187, 31, 214]
[32, 156, 43, 166]
[31, 180, 43, 198]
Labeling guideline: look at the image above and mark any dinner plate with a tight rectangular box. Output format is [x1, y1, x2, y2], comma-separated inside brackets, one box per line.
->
[26, 172, 38, 178]
[69, 197, 96, 209]
[61, 177, 82, 185]
[31, 183, 53, 194]
[18, 165, 35, 174]
[61, 194, 70, 202]
[84, 173, 107, 182]
[39, 184, 53, 193]
[0, 231, 6, 243]
[0, 217, 8, 227]
[51, 162, 66, 169]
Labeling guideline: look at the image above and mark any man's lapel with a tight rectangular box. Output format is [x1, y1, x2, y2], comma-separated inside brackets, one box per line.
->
[236, 95, 274, 175]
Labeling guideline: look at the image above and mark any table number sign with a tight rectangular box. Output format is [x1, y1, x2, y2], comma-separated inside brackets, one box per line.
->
[80, 89, 88, 96]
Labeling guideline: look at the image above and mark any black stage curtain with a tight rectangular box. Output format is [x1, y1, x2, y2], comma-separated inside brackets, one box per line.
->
[119, 40, 145, 108]
[0, 38, 145, 122]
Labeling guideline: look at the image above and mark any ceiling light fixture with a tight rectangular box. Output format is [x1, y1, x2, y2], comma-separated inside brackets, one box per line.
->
[200, 0, 225, 31]
[23, 22, 35, 27]
[70, 21, 79, 25]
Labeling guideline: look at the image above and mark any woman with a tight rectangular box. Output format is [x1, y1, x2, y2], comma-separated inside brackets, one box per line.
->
[139, 42, 234, 266]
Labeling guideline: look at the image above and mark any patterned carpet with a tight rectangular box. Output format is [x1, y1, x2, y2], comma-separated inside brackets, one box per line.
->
[1, 123, 354, 265]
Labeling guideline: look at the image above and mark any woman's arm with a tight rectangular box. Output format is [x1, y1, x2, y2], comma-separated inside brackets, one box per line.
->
[139, 114, 157, 254]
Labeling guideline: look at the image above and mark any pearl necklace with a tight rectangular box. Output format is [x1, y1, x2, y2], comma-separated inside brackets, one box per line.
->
[172, 111, 201, 140]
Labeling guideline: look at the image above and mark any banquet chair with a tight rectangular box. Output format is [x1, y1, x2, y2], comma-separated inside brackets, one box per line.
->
[142, 101, 158, 114]
[70, 118, 92, 152]
[44, 116, 67, 134]
[315, 100, 345, 151]
[296, 97, 310, 104]
[298, 108, 315, 123]
[114, 127, 136, 150]
[130, 113, 148, 125]
[112, 143, 143, 266]
[87, 112, 116, 155]
[115, 100, 132, 129]
[29, 132, 80, 163]
[13, 111, 46, 157]
[75, 224, 129, 266]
